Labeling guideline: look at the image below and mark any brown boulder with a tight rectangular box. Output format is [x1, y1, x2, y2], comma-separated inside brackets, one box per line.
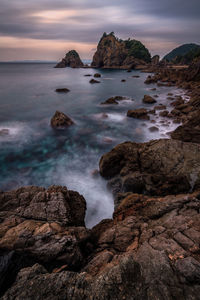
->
[51, 111, 74, 129]
[90, 79, 100, 84]
[143, 95, 157, 104]
[127, 108, 150, 120]
[101, 96, 127, 105]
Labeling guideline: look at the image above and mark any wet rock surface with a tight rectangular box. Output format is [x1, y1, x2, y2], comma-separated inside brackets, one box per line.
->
[51, 111, 74, 129]
[99, 139, 200, 196]
[127, 108, 150, 120]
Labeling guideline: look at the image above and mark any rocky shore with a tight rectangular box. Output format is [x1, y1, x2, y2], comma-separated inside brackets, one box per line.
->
[1, 43, 200, 299]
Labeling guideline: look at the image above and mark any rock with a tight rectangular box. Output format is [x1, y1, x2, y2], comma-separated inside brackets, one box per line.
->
[84, 74, 92, 76]
[0, 185, 89, 294]
[150, 88, 156, 91]
[2, 190, 200, 299]
[55, 50, 84, 68]
[121, 79, 126, 82]
[101, 96, 126, 105]
[89, 79, 100, 84]
[91, 32, 151, 69]
[159, 110, 169, 117]
[149, 126, 159, 132]
[51, 111, 74, 129]
[143, 95, 157, 104]
[127, 108, 150, 120]
[132, 75, 140, 78]
[127, 69, 132, 72]
[151, 55, 160, 65]
[55, 88, 70, 93]
[154, 104, 166, 110]
[0, 129, 9, 136]
[99, 139, 200, 196]
[94, 73, 101, 78]
[171, 110, 200, 143]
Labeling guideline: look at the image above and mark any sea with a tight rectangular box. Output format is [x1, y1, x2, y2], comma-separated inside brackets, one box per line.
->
[0, 62, 188, 227]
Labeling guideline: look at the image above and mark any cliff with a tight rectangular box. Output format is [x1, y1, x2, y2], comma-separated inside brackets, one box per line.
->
[55, 50, 84, 68]
[91, 32, 151, 69]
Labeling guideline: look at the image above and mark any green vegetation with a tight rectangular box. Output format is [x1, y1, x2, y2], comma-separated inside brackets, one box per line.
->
[173, 47, 200, 64]
[163, 43, 200, 62]
[124, 39, 151, 62]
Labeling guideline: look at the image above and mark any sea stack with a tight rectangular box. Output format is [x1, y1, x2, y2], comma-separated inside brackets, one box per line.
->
[55, 50, 84, 68]
[91, 32, 151, 69]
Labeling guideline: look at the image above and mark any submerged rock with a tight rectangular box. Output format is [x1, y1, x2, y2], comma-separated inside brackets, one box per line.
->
[143, 95, 157, 104]
[89, 79, 100, 84]
[51, 111, 74, 129]
[55, 88, 70, 93]
[94, 73, 101, 78]
[0, 129, 9, 136]
[127, 108, 150, 120]
[101, 96, 127, 105]
[55, 50, 84, 68]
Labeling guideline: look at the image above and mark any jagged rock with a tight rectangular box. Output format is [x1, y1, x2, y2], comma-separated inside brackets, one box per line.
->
[91, 32, 151, 69]
[149, 126, 159, 132]
[55, 50, 84, 68]
[2, 190, 200, 299]
[51, 111, 74, 129]
[143, 95, 157, 104]
[94, 73, 101, 78]
[127, 108, 150, 120]
[55, 88, 70, 93]
[99, 139, 200, 196]
[154, 104, 166, 110]
[171, 109, 200, 143]
[89, 79, 100, 84]
[101, 96, 127, 105]
[121, 79, 126, 82]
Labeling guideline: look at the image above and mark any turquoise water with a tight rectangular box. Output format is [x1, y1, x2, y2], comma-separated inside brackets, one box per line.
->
[0, 63, 185, 226]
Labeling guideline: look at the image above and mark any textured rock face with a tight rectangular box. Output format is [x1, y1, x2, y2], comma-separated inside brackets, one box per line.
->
[91, 32, 151, 69]
[2, 190, 200, 299]
[151, 55, 160, 65]
[55, 50, 84, 68]
[99, 139, 200, 196]
[143, 94, 157, 104]
[51, 111, 74, 129]
[127, 108, 150, 120]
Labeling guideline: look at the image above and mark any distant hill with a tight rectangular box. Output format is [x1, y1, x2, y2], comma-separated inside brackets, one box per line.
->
[163, 43, 200, 62]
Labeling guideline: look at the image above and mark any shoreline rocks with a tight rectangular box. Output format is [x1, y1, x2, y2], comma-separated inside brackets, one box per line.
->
[127, 108, 150, 120]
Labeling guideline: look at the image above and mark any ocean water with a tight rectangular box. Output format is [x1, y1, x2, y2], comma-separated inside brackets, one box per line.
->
[0, 63, 187, 227]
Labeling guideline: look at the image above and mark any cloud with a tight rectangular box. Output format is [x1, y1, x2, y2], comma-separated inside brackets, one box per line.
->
[0, 0, 199, 60]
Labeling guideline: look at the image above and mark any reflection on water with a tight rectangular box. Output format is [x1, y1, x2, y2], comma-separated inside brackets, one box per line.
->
[0, 63, 186, 226]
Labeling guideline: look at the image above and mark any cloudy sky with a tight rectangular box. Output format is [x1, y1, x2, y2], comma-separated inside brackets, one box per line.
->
[0, 0, 199, 61]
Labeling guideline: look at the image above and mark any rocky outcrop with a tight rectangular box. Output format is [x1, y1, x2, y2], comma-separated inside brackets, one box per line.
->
[1, 187, 200, 299]
[143, 95, 157, 104]
[99, 139, 200, 197]
[55, 50, 84, 68]
[127, 108, 150, 120]
[51, 111, 74, 129]
[91, 32, 151, 69]
[101, 96, 127, 105]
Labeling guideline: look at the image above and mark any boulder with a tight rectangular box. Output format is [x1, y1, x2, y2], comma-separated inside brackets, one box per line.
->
[151, 55, 160, 65]
[94, 73, 101, 78]
[127, 108, 150, 120]
[143, 95, 157, 104]
[55, 50, 83, 68]
[99, 139, 200, 196]
[55, 88, 70, 93]
[51, 111, 74, 129]
[89, 79, 100, 84]
[101, 96, 126, 105]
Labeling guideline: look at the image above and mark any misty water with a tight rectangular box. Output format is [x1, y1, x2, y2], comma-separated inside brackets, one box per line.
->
[0, 63, 188, 227]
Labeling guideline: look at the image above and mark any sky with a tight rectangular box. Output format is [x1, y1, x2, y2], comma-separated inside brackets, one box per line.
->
[0, 0, 199, 61]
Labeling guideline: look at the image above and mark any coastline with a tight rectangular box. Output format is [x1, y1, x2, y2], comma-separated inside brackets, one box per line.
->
[0, 62, 200, 299]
